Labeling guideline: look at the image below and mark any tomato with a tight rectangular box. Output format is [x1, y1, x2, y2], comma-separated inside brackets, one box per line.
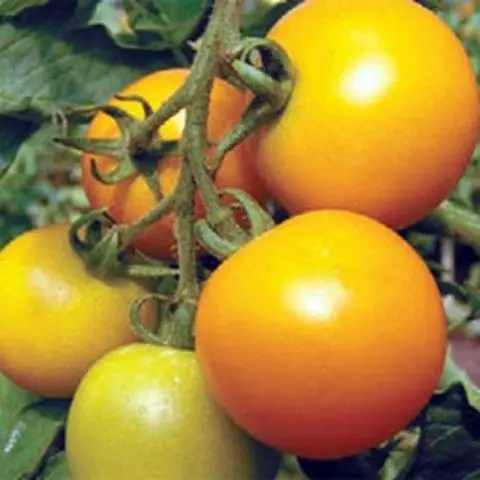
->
[0, 224, 153, 398]
[195, 210, 447, 459]
[66, 343, 280, 480]
[253, 0, 479, 229]
[82, 68, 266, 260]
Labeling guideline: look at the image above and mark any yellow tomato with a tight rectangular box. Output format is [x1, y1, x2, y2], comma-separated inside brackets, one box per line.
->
[0, 224, 153, 398]
[254, 0, 479, 229]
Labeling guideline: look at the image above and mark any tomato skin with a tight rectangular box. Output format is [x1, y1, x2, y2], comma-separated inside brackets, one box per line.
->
[254, 0, 479, 229]
[0, 224, 152, 398]
[66, 344, 280, 480]
[82, 68, 266, 260]
[195, 210, 447, 459]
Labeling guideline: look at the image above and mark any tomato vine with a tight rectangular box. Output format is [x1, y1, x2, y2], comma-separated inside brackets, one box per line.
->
[54, 0, 294, 350]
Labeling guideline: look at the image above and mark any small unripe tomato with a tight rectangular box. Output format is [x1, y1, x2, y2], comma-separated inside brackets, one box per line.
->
[66, 344, 280, 479]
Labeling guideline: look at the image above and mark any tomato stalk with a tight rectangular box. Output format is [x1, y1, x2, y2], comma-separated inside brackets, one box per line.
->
[170, 160, 198, 349]
[55, 0, 296, 350]
[68, 210, 179, 280]
[416, 199, 480, 251]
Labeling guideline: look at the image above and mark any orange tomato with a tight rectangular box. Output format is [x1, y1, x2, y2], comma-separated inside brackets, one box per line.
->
[254, 0, 479, 229]
[82, 68, 266, 260]
[0, 224, 153, 398]
[195, 210, 447, 459]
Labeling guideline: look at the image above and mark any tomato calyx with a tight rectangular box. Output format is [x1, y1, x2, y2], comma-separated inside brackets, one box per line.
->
[68, 208, 201, 348]
[226, 38, 295, 110]
[196, 187, 274, 259]
[69, 209, 178, 281]
[129, 289, 199, 350]
[56, 99, 184, 203]
[207, 37, 295, 175]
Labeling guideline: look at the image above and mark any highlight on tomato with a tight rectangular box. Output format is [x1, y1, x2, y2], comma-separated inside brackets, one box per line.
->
[195, 209, 447, 459]
[81, 68, 266, 261]
[253, 0, 479, 229]
[66, 343, 280, 480]
[0, 223, 153, 398]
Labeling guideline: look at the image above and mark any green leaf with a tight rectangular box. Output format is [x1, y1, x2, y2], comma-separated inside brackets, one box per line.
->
[0, 12, 175, 112]
[72, 0, 206, 54]
[0, 123, 83, 189]
[0, 6, 178, 183]
[379, 428, 421, 480]
[0, 0, 50, 17]
[407, 385, 480, 479]
[0, 399, 69, 480]
[0, 123, 74, 188]
[0, 117, 37, 175]
[438, 346, 480, 413]
[0, 373, 39, 449]
[41, 452, 69, 480]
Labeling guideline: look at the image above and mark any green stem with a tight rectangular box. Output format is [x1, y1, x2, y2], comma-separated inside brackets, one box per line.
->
[417, 200, 480, 250]
[220, 0, 243, 51]
[146, 0, 248, 348]
[119, 195, 177, 249]
[182, 0, 249, 243]
[62, 0, 278, 347]
[167, 159, 198, 349]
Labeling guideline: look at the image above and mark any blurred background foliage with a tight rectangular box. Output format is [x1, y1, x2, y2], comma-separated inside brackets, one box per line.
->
[0, 0, 478, 479]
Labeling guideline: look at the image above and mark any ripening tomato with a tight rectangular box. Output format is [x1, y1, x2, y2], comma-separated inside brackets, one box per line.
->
[82, 68, 266, 260]
[0, 224, 153, 398]
[254, 0, 479, 229]
[66, 344, 280, 480]
[195, 210, 447, 459]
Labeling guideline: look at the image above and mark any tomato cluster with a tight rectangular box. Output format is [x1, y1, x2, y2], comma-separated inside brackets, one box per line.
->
[82, 68, 267, 260]
[0, 0, 477, 478]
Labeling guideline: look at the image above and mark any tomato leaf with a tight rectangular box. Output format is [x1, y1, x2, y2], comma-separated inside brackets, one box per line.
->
[406, 385, 480, 479]
[0, 122, 87, 238]
[71, 0, 207, 53]
[0, 5, 177, 183]
[41, 452, 69, 480]
[1, 123, 78, 187]
[0, 0, 50, 17]
[0, 399, 69, 480]
[0, 10, 174, 112]
[379, 428, 421, 480]
[438, 346, 480, 413]
[0, 118, 37, 178]
[0, 373, 39, 449]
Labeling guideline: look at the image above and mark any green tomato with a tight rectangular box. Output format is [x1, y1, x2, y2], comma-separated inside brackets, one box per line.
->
[66, 343, 279, 479]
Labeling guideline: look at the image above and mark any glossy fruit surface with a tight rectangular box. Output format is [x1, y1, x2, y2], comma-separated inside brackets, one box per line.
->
[195, 210, 447, 459]
[254, 0, 479, 229]
[66, 344, 279, 480]
[82, 68, 265, 260]
[0, 224, 152, 398]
